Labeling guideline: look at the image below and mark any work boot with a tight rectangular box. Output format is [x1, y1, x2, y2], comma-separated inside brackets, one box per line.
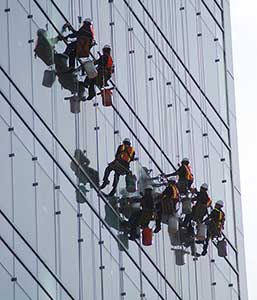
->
[154, 224, 161, 234]
[87, 90, 96, 101]
[201, 249, 207, 256]
[192, 252, 201, 258]
[100, 179, 110, 189]
[84, 76, 90, 88]
[87, 82, 96, 100]
[129, 229, 140, 241]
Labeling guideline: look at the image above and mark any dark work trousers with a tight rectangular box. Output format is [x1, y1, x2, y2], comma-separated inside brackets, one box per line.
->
[102, 160, 129, 196]
[63, 41, 76, 68]
[202, 222, 220, 253]
[183, 203, 207, 226]
[129, 210, 142, 237]
[87, 70, 111, 98]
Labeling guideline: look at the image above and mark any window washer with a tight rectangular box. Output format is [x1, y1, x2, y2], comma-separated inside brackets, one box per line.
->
[165, 158, 193, 194]
[128, 185, 154, 240]
[201, 200, 225, 256]
[85, 44, 113, 100]
[154, 178, 180, 233]
[62, 18, 95, 69]
[100, 138, 135, 197]
[183, 183, 212, 226]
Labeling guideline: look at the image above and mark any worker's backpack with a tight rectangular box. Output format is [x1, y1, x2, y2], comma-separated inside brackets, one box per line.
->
[34, 29, 55, 66]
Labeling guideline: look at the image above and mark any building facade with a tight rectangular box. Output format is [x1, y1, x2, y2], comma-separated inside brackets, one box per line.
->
[0, 0, 247, 299]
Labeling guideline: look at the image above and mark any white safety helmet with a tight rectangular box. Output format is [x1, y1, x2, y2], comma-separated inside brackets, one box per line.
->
[144, 185, 153, 191]
[182, 157, 189, 163]
[84, 18, 92, 24]
[200, 183, 208, 190]
[103, 44, 111, 50]
[123, 138, 131, 144]
[216, 200, 224, 207]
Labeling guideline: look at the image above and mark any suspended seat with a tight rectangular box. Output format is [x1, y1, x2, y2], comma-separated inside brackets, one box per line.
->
[111, 160, 129, 176]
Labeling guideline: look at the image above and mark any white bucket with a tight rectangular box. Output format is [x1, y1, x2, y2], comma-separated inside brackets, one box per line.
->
[84, 58, 98, 79]
[168, 215, 179, 234]
[196, 223, 207, 241]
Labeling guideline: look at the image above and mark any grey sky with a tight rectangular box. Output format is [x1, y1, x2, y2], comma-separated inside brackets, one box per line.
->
[230, 1, 257, 299]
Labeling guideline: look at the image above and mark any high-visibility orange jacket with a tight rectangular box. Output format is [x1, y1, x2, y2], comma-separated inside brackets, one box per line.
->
[168, 164, 193, 181]
[210, 208, 225, 230]
[184, 165, 193, 181]
[96, 54, 113, 74]
[195, 191, 212, 207]
[162, 183, 180, 202]
[115, 144, 135, 163]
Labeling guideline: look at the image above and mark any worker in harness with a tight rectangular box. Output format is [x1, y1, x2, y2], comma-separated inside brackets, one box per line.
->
[86, 44, 113, 100]
[128, 185, 155, 240]
[100, 138, 135, 197]
[154, 178, 180, 233]
[164, 158, 193, 194]
[183, 183, 212, 226]
[62, 18, 95, 69]
[201, 200, 225, 256]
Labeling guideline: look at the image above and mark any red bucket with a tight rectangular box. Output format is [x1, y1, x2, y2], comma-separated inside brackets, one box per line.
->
[142, 227, 152, 246]
[101, 89, 112, 107]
